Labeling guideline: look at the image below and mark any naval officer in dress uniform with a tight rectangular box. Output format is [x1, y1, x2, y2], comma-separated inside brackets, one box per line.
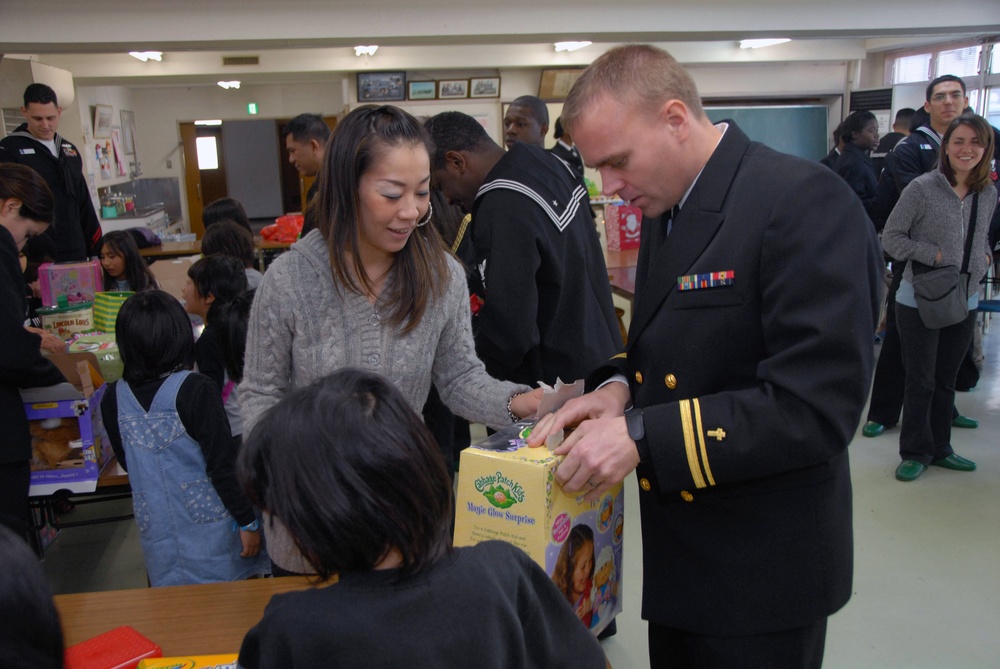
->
[529, 45, 882, 669]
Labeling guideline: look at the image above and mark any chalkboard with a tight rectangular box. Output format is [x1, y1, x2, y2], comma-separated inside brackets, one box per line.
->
[705, 106, 828, 161]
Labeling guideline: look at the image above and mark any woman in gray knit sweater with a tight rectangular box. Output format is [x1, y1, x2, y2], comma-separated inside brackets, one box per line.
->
[241, 106, 543, 573]
[882, 113, 997, 482]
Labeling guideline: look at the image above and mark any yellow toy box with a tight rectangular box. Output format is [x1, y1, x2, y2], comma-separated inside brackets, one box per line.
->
[136, 654, 237, 669]
[454, 421, 624, 636]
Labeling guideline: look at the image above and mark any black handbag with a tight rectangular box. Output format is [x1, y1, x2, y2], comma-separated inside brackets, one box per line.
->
[910, 193, 979, 329]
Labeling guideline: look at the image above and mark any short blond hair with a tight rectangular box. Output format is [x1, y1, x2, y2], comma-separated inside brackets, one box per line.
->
[563, 45, 704, 132]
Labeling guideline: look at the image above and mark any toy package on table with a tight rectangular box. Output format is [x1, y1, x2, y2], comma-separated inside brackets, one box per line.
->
[21, 352, 110, 496]
[69, 333, 123, 382]
[37, 300, 95, 341]
[454, 382, 624, 636]
[137, 654, 237, 668]
[604, 203, 642, 251]
[38, 259, 103, 307]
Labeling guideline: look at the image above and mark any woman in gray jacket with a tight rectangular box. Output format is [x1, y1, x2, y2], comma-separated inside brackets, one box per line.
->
[241, 106, 543, 574]
[882, 113, 996, 482]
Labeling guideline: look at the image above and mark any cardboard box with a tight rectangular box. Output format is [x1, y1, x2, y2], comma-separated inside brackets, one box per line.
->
[454, 422, 624, 635]
[22, 352, 109, 497]
[137, 654, 237, 669]
[38, 259, 103, 307]
[604, 203, 642, 251]
[68, 333, 123, 382]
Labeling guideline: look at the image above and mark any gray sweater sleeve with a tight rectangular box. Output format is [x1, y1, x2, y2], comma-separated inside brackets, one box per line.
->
[882, 177, 942, 268]
[240, 261, 296, 437]
[432, 257, 530, 430]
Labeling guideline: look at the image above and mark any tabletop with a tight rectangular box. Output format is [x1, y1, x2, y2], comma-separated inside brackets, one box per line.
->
[56, 576, 316, 656]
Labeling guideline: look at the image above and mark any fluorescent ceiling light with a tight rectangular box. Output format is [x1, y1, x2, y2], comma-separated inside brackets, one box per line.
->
[129, 51, 163, 62]
[739, 38, 791, 49]
[354, 45, 379, 57]
[217, 81, 241, 89]
[194, 119, 223, 126]
[554, 41, 592, 52]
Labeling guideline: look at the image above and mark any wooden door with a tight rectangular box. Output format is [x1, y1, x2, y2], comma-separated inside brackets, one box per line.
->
[179, 123, 229, 239]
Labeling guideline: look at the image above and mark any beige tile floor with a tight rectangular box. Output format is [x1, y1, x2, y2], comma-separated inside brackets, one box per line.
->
[41, 327, 1000, 667]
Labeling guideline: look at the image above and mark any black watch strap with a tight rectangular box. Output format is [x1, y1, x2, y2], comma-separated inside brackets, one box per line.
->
[624, 406, 645, 440]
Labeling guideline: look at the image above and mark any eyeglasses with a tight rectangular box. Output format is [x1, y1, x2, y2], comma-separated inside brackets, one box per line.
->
[931, 91, 966, 103]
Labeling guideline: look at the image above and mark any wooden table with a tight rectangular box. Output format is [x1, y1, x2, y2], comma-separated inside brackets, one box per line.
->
[603, 247, 638, 305]
[139, 241, 202, 259]
[56, 577, 316, 655]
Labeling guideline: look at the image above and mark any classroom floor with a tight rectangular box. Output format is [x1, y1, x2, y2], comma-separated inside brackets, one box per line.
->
[41, 324, 1000, 668]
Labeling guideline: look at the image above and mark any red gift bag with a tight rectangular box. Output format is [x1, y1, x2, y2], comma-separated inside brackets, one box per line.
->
[604, 204, 642, 251]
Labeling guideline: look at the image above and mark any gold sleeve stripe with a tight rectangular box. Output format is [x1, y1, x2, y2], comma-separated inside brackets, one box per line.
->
[611, 353, 627, 360]
[692, 398, 716, 487]
[679, 400, 708, 489]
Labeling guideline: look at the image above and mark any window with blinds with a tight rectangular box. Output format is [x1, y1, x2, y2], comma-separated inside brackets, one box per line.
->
[936, 46, 982, 78]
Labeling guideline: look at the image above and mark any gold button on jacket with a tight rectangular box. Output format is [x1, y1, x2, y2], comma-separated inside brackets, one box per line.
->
[639, 477, 651, 491]
[665, 373, 677, 389]
[635, 371, 644, 384]
[680, 490, 694, 502]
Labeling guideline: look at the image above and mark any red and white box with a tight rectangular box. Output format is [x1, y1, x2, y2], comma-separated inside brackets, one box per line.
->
[604, 203, 643, 251]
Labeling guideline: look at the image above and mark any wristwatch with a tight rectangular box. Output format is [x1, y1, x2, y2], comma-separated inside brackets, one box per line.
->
[624, 405, 645, 441]
[240, 519, 260, 532]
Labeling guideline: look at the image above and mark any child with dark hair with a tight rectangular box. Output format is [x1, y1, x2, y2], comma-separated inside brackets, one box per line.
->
[99, 291, 268, 585]
[202, 197, 252, 234]
[0, 524, 64, 668]
[183, 256, 249, 443]
[213, 290, 255, 383]
[98, 230, 158, 292]
[551, 524, 596, 626]
[237, 368, 607, 669]
[200, 220, 262, 289]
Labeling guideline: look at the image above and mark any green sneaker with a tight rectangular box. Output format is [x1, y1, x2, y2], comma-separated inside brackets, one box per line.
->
[895, 460, 927, 481]
[951, 415, 978, 429]
[862, 421, 885, 438]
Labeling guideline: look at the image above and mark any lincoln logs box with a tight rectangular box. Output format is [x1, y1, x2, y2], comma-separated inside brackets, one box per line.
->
[454, 421, 623, 635]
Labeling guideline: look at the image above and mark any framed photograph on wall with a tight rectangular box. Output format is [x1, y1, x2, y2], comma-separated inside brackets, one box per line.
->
[538, 68, 586, 100]
[438, 79, 469, 99]
[120, 109, 138, 155]
[408, 81, 437, 100]
[357, 72, 406, 102]
[93, 104, 113, 139]
[469, 77, 501, 98]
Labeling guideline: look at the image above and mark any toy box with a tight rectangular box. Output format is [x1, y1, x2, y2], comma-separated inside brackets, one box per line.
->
[604, 203, 642, 251]
[37, 301, 95, 340]
[137, 654, 238, 668]
[22, 352, 110, 497]
[454, 422, 624, 636]
[38, 259, 103, 307]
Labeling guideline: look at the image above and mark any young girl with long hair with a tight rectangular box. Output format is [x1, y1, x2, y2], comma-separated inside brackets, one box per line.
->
[100, 291, 269, 585]
[98, 230, 158, 292]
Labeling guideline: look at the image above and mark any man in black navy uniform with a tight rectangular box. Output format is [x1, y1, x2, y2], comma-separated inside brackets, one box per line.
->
[0, 84, 102, 263]
[550, 117, 586, 181]
[528, 45, 881, 669]
[426, 111, 622, 388]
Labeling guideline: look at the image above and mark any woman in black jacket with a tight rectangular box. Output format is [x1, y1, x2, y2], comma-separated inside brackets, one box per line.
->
[835, 110, 880, 225]
[0, 164, 66, 537]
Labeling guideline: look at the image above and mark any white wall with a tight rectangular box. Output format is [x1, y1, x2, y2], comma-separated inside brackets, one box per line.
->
[69, 59, 851, 228]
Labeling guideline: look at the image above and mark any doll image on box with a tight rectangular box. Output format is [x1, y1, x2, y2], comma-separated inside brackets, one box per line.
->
[551, 524, 595, 627]
[590, 545, 619, 629]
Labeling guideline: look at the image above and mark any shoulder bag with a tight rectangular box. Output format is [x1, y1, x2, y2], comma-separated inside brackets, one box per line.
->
[910, 192, 978, 329]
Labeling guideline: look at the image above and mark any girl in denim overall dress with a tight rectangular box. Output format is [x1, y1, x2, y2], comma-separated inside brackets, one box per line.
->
[100, 291, 269, 586]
